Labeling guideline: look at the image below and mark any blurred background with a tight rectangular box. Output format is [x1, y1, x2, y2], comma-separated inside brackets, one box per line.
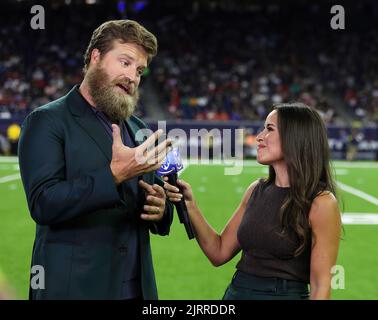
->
[0, 0, 377, 299]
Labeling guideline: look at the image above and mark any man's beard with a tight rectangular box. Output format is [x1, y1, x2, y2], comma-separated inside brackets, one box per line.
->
[86, 65, 139, 123]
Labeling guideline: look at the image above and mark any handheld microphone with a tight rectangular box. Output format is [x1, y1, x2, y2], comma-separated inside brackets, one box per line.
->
[157, 147, 195, 240]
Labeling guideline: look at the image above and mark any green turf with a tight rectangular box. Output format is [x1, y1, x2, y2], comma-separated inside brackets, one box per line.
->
[0, 166, 34, 300]
[153, 162, 378, 300]
[0, 159, 377, 299]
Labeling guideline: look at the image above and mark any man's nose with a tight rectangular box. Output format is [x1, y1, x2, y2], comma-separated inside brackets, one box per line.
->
[124, 67, 137, 83]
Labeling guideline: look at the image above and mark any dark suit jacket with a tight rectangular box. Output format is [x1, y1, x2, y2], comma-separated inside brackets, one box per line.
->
[18, 86, 173, 300]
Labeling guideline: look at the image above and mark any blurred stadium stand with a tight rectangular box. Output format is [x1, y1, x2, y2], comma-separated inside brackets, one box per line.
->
[0, 0, 377, 159]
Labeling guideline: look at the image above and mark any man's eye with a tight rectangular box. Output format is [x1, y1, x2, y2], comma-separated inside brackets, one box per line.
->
[120, 60, 129, 67]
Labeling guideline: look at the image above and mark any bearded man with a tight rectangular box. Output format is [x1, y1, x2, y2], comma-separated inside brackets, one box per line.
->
[18, 20, 173, 300]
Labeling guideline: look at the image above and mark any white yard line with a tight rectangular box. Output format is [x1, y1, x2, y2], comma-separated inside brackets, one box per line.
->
[0, 164, 19, 171]
[1, 160, 378, 225]
[342, 213, 378, 225]
[336, 181, 378, 206]
[0, 156, 18, 163]
[0, 173, 21, 184]
[332, 162, 378, 169]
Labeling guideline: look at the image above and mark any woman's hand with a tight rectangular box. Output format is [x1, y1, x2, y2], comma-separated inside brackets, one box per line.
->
[163, 177, 194, 203]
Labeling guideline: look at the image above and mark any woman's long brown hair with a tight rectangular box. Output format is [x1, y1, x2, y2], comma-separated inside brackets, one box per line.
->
[265, 103, 337, 256]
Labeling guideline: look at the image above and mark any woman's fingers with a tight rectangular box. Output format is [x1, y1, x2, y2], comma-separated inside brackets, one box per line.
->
[177, 179, 189, 189]
[166, 190, 183, 199]
[163, 182, 179, 193]
[167, 197, 181, 202]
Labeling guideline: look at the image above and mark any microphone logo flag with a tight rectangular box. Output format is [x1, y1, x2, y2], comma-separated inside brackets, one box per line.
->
[157, 147, 184, 176]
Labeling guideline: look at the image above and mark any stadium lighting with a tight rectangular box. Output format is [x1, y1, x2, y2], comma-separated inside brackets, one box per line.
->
[117, 0, 126, 14]
[133, 1, 147, 12]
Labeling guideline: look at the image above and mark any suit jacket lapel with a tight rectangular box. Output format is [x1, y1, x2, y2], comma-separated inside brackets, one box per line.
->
[66, 86, 112, 162]
[125, 117, 154, 185]
[66, 86, 155, 185]
[76, 111, 113, 161]
[125, 117, 145, 147]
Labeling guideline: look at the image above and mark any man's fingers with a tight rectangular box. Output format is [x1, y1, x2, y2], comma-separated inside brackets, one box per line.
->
[111, 124, 123, 148]
[138, 180, 166, 222]
[155, 138, 172, 156]
[140, 213, 163, 221]
[135, 140, 170, 166]
[137, 129, 172, 166]
[142, 151, 167, 171]
[146, 195, 165, 207]
[152, 184, 165, 197]
[156, 148, 170, 165]
[145, 140, 171, 164]
[138, 180, 155, 194]
[140, 129, 164, 151]
[143, 205, 161, 214]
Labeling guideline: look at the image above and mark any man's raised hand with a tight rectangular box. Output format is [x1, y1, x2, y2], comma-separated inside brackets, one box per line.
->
[110, 124, 171, 185]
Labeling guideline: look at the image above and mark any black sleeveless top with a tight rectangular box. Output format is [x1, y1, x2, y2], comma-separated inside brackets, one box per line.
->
[236, 179, 311, 283]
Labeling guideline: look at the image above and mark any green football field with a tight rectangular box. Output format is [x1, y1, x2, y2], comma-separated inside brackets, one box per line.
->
[0, 157, 377, 299]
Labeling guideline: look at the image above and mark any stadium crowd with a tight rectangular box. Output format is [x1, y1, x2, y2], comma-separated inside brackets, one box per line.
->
[152, 4, 378, 124]
[0, 1, 377, 155]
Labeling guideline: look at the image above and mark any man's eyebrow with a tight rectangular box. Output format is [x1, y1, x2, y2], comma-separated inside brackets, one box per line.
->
[119, 53, 135, 61]
[119, 53, 147, 69]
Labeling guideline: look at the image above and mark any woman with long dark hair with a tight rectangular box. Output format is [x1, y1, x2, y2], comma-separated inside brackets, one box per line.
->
[164, 103, 341, 300]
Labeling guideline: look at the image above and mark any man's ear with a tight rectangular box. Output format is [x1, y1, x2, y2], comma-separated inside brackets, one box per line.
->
[90, 48, 101, 66]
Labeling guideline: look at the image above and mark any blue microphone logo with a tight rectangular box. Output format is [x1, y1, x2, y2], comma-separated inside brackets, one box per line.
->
[157, 147, 184, 176]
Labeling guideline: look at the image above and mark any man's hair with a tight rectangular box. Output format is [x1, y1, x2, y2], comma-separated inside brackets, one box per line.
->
[83, 19, 158, 73]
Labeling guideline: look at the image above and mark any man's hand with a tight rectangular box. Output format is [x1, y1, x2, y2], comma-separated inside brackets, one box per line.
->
[110, 124, 171, 185]
[139, 180, 166, 222]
